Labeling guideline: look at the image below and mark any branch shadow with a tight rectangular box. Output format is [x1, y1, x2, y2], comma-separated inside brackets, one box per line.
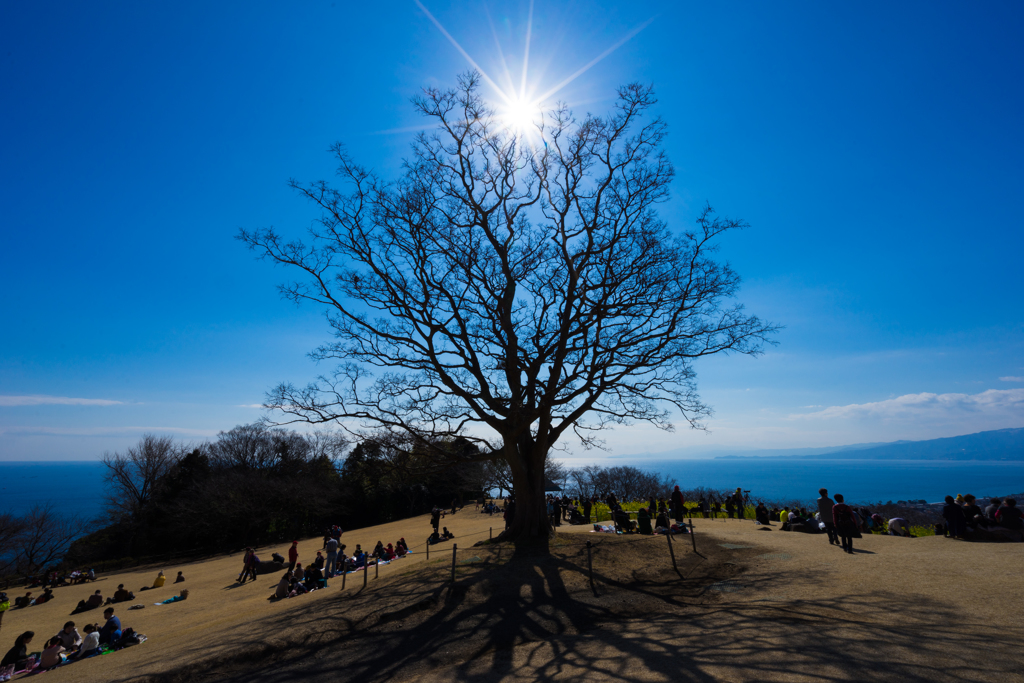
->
[139, 537, 1024, 683]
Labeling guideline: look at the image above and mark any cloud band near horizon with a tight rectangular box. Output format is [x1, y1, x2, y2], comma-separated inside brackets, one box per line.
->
[791, 388, 1024, 420]
[0, 395, 123, 407]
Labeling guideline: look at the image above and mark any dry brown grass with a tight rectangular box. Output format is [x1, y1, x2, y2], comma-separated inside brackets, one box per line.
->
[3, 511, 1022, 682]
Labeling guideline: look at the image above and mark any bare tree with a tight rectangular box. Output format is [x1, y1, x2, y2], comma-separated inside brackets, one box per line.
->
[240, 74, 776, 549]
[102, 434, 183, 522]
[15, 505, 87, 578]
[0, 513, 26, 576]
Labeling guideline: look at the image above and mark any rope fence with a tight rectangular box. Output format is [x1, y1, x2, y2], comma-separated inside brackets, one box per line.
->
[328, 517, 699, 595]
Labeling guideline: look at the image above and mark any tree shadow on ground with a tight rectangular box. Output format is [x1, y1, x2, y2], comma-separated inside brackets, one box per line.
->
[140, 536, 1024, 683]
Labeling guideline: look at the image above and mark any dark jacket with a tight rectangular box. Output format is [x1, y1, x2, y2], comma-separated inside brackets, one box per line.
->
[817, 496, 835, 524]
[99, 615, 122, 645]
[1, 642, 27, 667]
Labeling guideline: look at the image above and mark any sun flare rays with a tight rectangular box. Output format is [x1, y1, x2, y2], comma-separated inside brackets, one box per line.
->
[413, 0, 654, 146]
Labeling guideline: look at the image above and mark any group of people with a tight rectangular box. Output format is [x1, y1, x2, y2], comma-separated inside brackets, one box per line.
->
[271, 537, 413, 600]
[0, 606, 143, 678]
[942, 495, 1022, 539]
[25, 569, 95, 590]
[428, 508, 457, 544]
[68, 570, 184, 614]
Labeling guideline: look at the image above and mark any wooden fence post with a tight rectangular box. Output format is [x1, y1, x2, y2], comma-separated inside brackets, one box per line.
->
[426, 542, 429, 560]
[689, 515, 697, 553]
[586, 541, 594, 591]
[666, 532, 679, 576]
[451, 544, 458, 583]
[363, 565, 368, 589]
[341, 570, 346, 590]
[375, 559, 379, 580]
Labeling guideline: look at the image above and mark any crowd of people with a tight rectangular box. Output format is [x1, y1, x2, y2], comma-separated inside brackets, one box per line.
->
[0, 604, 144, 679]
[941, 494, 1023, 539]
[269, 533, 414, 601]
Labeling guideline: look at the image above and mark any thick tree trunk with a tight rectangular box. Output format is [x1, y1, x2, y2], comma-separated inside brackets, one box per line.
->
[499, 442, 552, 552]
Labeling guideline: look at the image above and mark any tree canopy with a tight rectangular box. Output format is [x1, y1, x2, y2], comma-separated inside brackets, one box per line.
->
[240, 74, 776, 547]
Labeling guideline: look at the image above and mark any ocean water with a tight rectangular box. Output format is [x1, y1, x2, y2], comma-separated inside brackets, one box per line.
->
[632, 458, 1024, 504]
[0, 461, 108, 516]
[1, 458, 1023, 517]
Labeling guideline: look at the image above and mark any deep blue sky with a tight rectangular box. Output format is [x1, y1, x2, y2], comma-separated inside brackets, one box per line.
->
[2, 1, 1022, 460]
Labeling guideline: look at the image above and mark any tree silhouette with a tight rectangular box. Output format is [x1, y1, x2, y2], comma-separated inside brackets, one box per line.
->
[240, 74, 776, 549]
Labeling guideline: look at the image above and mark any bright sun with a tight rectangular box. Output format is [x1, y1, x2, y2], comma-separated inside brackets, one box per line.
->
[501, 97, 539, 133]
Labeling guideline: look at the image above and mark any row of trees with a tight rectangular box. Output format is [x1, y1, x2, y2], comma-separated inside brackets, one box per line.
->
[66, 425, 486, 568]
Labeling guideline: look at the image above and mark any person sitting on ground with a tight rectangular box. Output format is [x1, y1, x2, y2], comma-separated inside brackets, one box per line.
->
[157, 589, 189, 604]
[14, 592, 32, 609]
[140, 570, 166, 591]
[33, 588, 54, 605]
[755, 503, 770, 525]
[303, 565, 324, 590]
[943, 495, 967, 539]
[54, 622, 81, 651]
[70, 624, 100, 661]
[996, 498, 1023, 530]
[88, 568, 96, 581]
[985, 498, 1002, 524]
[98, 607, 122, 646]
[384, 543, 397, 560]
[313, 552, 325, 570]
[76, 590, 104, 612]
[612, 507, 636, 533]
[961, 495, 984, 529]
[271, 552, 286, 564]
[397, 538, 409, 553]
[442, 527, 455, 540]
[291, 562, 304, 582]
[175, 571, 185, 583]
[111, 584, 133, 603]
[373, 541, 386, 559]
[2, 631, 34, 672]
[39, 636, 65, 669]
[395, 542, 407, 558]
[888, 517, 911, 537]
[637, 507, 653, 535]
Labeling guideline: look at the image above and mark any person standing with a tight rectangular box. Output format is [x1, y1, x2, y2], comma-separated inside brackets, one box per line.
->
[288, 541, 299, 573]
[324, 537, 339, 585]
[670, 486, 685, 523]
[817, 488, 838, 546]
[734, 489, 746, 520]
[431, 507, 442, 532]
[504, 499, 516, 530]
[831, 494, 856, 554]
[943, 495, 967, 539]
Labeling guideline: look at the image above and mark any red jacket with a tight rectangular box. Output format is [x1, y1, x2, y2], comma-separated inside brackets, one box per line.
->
[288, 545, 299, 562]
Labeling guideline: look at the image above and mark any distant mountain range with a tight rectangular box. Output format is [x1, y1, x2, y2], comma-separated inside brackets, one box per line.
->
[713, 428, 1024, 461]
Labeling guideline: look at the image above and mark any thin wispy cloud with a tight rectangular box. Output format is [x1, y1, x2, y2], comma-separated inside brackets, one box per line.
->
[0, 425, 218, 437]
[0, 395, 123, 407]
[791, 389, 1024, 420]
[1000, 376, 1024, 382]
